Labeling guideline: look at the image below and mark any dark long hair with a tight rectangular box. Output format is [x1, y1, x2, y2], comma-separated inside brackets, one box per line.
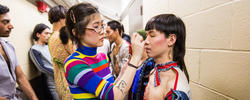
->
[66, 2, 98, 47]
[145, 14, 189, 82]
[59, 26, 73, 44]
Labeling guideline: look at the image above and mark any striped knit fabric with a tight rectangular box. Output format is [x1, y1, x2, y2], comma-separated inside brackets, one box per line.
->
[64, 46, 115, 100]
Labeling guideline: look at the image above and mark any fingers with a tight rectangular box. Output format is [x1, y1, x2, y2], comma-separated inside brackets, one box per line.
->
[130, 32, 145, 61]
[132, 33, 143, 43]
[137, 35, 143, 42]
[141, 41, 145, 45]
[131, 33, 137, 42]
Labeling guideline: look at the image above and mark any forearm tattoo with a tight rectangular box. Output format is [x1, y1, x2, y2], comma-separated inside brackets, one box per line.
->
[116, 80, 127, 94]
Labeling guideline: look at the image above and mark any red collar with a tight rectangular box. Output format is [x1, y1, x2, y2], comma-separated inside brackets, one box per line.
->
[157, 62, 178, 69]
[154, 61, 179, 87]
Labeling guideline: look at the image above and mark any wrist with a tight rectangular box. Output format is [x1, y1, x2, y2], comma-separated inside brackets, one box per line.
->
[129, 56, 140, 67]
[30, 95, 38, 100]
[128, 63, 138, 69]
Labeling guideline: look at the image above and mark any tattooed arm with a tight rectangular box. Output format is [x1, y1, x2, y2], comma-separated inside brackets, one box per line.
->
[112, 57, 139, 99]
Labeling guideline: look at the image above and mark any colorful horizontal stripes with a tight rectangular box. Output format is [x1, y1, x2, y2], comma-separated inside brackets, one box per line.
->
[64, 46, 114, 100]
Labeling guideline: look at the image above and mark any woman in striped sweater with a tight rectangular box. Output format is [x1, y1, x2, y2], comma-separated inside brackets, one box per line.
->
[64, 2, 144, 100]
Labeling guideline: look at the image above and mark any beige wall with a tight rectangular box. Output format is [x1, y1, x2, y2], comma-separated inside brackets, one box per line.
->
[1, 0, 51, 80]
[121, 14, 130, 34]
[143, 0, 250, 100]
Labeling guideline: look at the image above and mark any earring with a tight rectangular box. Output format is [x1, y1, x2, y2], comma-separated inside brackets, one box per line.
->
[168, 48, 171, 60]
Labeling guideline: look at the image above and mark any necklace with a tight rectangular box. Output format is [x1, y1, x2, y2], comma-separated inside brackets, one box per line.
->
[153, 61, 179, 87]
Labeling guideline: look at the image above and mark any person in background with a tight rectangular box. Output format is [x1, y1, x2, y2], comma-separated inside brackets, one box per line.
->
[48, 5, 73, 100]
[0, 4, 38, 100]
[29, 23, 59, 100]
[121, 24, 131, 44]
[64, 2, 144, 100]
[122, 33, 131, 44]
[106, 20, 132, 79]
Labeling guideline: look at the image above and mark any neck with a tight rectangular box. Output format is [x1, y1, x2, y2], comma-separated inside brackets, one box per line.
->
[77, 45, 97, 56]
[37, 40, 45, 46]
[52, 22, 63, 32]
[154, 49, 173, 64]
[114, 36, 122, 46]
[139, 57, 148, 65]
[142, 57, 148, 62]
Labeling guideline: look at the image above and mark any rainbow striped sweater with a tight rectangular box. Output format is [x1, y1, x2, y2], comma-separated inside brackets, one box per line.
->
[64, 46, 115, 100]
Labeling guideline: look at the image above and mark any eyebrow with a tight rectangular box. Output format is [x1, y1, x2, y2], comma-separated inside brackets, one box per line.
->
[147, 30, 155, 34]
[1, 19, 10, 23]
[92, 20, 104, 25]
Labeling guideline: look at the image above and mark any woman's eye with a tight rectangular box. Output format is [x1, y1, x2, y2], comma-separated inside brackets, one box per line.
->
[2, 20, 9, 25]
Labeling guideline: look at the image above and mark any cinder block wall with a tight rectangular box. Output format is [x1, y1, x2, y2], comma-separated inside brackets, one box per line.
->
[143, 0, 250, 99]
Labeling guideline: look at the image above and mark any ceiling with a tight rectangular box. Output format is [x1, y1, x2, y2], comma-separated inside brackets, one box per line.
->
[29, 0, 136, 21]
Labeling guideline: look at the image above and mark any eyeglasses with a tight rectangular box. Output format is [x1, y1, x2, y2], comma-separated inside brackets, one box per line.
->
[85, 25, 105, 35]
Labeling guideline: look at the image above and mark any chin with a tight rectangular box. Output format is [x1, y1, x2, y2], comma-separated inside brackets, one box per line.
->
[146, 53, 152, 58]
[1, 34, 10, 37]
[97, 43, 103, 47]
[147, 53, 157, 58]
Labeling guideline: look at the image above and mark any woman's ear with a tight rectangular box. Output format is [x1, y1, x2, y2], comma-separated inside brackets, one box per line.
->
[72, 29, 76, 36]
[36, 33, 41, 38]
[115, 28, 120, 35]
[168, 34, 176, 46]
